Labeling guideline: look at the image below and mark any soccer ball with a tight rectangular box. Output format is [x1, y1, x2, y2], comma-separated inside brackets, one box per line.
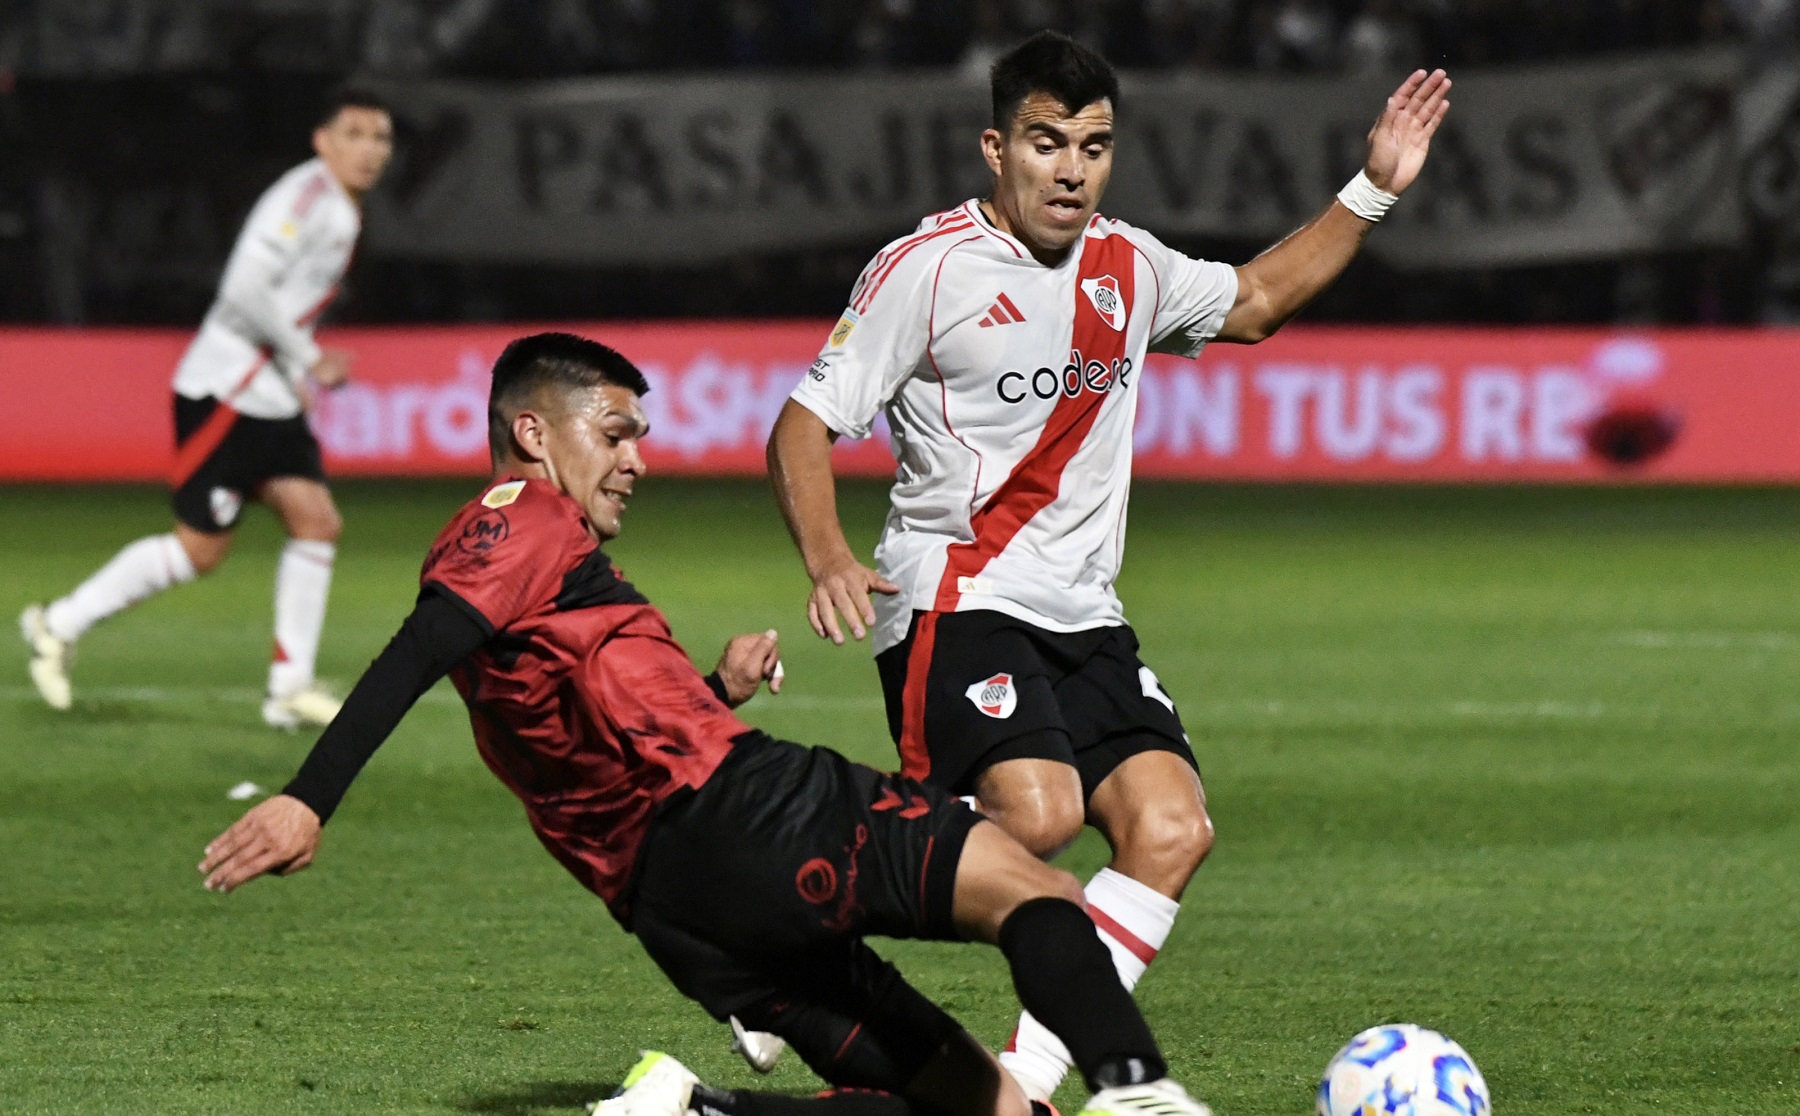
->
[1316, 1023, 1490, 1115]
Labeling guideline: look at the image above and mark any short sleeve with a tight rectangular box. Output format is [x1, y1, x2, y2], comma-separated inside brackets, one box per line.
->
[239, 183, 306, 277]
[788, 232, 940, 440]
[1132, 227, 1240, 358]
[419, 481, 586, 633]
[216, 199, 322, 375]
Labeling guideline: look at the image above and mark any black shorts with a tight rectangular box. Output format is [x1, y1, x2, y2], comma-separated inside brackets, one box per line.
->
[875, 610, 1196, 799]
[628, 733, 982, 1023]
[169, 393, 325, 534]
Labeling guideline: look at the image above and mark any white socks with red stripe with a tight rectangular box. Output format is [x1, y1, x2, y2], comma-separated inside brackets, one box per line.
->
[999, 867, 1180, 1101]
[44, 534, 197, 642]
[267, 539, 335, 698]
[42, 533, 334, 696]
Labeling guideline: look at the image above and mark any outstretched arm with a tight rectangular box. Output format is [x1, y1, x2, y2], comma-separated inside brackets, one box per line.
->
[767, 399, 898, 644]
[706, 629, 785, 707]
[198, 590, 488, 892]
[1216, 68, 1451, 344]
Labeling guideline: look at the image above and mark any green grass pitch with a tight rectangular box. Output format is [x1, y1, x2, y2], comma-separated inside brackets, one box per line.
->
[3, 478, 1798, 1114]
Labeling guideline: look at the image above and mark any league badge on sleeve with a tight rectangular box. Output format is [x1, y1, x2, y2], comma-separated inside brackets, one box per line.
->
[828, 310, 860, 348]
[482, 479, 526, 508]
[965, 673, 1017, 719]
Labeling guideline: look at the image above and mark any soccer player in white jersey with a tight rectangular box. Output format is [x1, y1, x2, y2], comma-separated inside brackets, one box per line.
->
[20, 88, 393, 729]
[767, 32, 1449, 1100]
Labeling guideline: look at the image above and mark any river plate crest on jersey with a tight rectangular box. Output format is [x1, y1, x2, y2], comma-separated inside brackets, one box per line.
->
[1080, 275, 1125, 331]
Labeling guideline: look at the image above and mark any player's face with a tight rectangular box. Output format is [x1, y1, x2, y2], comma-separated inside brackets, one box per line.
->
[539, 384, 649, 542]
[982, 94, 1114, 262]
[314, 107, 395, 199]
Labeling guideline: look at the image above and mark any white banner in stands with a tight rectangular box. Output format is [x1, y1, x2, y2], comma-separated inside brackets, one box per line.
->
[366, 49, 1745, 268]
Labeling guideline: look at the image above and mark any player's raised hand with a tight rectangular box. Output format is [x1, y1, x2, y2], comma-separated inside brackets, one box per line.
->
[715, 629, 783, 705]
[199, 793, 321, 893]
[1365, 68, 1451, 195]
[808, 558, 899, 645]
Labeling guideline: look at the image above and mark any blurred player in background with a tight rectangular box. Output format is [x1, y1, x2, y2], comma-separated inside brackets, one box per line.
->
[20, 87, 393, 729]
[767, 31, 1448, 1100]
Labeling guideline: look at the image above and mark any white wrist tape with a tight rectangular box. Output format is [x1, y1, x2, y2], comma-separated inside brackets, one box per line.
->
[1337, 170, 1400, 222]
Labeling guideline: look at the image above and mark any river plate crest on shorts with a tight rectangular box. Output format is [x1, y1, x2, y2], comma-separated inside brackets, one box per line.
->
[965, 672, 1017, 719]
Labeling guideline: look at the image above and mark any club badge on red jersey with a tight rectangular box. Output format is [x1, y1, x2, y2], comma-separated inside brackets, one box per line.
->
[458, 510, 510, 554]
[965, 672, 1017, 719]
[1080, 274, 1125, 331]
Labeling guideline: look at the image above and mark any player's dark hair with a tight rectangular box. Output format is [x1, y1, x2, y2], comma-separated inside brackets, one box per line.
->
[318, 85, 390, 128]
[990, 31, 1119, 131]
[487, 332, 651, 460]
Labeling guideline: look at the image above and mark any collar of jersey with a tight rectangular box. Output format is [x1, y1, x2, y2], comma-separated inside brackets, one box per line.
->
[307, 156, 355, 207]
[962, 199, 1089, 271]
[963, 200, 1035, 264]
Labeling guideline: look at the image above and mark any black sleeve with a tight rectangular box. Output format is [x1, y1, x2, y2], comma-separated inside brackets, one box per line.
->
[703, 671, 732, 706]
[281, 588, 490, 823]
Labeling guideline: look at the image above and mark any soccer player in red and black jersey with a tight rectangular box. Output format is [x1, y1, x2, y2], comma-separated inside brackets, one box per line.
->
[198, 333, 1218, 1116]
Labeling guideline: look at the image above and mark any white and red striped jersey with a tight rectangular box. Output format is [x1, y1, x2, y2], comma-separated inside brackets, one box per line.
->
[171, 158, 360, 419]
[791, 199, 1239, 653]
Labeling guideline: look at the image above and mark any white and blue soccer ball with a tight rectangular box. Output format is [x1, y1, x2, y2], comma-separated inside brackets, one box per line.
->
[1316, 1023, 1491, 1116]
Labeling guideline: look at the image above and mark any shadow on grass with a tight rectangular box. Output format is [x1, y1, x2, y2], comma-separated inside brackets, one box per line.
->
[457, 1081, 619, 1115]
[1, 696, 263, 732]
[78, 700, 260, 729]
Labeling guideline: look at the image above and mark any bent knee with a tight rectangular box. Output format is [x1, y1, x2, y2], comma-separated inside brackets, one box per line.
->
[991, 798, 1085, 861]
[180, 534, 231, 575]
[996, 862, 1085, 930]
[1121, 801, 1214, 875]
[297, 508, 343, 544]
[1041, 865, 1085, 907]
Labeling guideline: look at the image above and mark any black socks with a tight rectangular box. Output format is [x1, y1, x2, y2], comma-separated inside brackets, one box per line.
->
[997, 896, 1168, 1091]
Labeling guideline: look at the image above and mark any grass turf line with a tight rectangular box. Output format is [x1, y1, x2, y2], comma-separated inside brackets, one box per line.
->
[2, 479, 1798, 1115]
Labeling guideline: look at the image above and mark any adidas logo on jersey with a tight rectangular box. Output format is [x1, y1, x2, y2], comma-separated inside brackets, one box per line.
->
[978, 293, 1027, 328]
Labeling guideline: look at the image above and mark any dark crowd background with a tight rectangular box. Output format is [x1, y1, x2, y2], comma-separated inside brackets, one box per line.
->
[0, 0, 1792, 328]
[1, 0, 1777, 76]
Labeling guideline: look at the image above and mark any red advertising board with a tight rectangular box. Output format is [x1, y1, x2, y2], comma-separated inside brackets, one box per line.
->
[2, 323, 1796, 483]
